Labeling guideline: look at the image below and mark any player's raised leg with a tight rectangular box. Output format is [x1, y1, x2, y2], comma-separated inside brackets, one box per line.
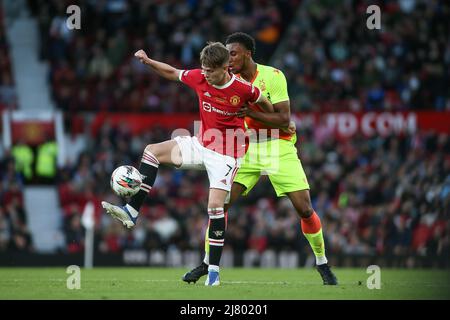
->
[102, 140, 182, 228]
[287, 189, 338, 285]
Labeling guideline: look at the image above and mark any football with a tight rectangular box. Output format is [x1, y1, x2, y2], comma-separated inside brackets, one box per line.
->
[110, 165, 142, 197]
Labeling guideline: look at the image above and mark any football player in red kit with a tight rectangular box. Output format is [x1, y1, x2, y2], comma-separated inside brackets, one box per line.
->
[102, 42, 274, 286]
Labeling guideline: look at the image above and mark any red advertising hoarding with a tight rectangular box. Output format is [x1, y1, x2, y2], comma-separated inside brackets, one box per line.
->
[90, 111, 450, 138]
[90, 112, 198, 136]
[11, 121, 55, 146]
[294, 111, 450, 138]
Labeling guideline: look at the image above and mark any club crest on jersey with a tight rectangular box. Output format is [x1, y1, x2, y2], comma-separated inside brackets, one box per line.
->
[258, 79, 266, 91]
[230, 95, 240, 106]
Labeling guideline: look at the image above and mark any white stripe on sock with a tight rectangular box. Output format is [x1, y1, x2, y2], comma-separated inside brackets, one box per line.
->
[209, 239, 224, 246]
[208, 238, 224, 242]
[208, 265, 220, 272]
[141, 158, 159, 168]
[140, 183, 152, 192]
[143, 152, 160, 164]
[209, 214, 225, 219]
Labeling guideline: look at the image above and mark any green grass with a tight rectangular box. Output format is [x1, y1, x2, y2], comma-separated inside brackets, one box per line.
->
[0, 267, 449, 300]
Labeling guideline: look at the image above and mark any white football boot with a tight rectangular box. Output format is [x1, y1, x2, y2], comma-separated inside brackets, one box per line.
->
[101, 201, 137, 228]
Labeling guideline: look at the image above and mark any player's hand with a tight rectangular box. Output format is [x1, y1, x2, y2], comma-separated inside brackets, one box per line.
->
[237, 105, 249, 118]
[134, 49, 149, 64]
[282, 120, 296, 134]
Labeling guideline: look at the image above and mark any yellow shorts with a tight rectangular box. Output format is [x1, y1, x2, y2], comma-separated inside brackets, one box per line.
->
[234, 135, 310, 197]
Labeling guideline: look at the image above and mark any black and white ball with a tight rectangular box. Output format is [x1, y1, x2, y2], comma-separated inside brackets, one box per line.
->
[110, 165, 142, 197]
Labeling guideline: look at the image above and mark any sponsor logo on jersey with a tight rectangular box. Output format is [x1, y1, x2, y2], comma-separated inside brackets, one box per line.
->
[203, 102, 212, 112]
[214, 97, 228, 104]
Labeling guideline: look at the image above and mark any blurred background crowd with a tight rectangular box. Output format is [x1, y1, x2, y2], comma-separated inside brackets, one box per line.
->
[21, 0, 449, 114]
[0, 0, 449, 267]
[2, 121, 448, 266]
[29, 0, 299, 114]
[57, 124, 450, 265]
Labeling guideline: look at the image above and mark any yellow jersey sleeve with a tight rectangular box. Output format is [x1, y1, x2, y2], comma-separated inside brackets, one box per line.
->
[268, 68, 289, 104]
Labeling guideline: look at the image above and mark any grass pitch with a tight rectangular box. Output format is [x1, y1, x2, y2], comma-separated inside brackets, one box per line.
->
[0, 267, 449, 300]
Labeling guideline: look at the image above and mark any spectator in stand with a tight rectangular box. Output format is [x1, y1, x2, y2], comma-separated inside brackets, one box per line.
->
[0, 6, 17, 112]
[31, 0, 301, 113]
[46, 117, 449, 268]
[6, 0, 446, 267]
[272, 1, 449, 112]
[0, 154, 33, 254]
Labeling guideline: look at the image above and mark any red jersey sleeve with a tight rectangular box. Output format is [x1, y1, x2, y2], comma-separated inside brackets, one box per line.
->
[248, 84, 262, 104]
[178, 69, 203, 89]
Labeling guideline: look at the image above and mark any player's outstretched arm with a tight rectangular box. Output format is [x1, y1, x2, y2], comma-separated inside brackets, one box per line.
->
[134, 49, 181, 81]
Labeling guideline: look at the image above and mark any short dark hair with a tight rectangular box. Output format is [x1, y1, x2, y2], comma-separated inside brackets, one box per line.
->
[225, 32, 256, 56]
[200, 42, 229, 68]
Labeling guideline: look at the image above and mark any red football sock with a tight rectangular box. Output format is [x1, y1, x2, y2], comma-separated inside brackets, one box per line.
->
[300, 211, 322, 234]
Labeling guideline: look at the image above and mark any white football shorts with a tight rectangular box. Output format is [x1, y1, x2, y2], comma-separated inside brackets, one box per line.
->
[174, 136, 240, 192]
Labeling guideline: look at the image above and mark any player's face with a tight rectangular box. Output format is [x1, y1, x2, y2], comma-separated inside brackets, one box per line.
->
[201, 64, 228, 85]
[227, 43, 251, 74]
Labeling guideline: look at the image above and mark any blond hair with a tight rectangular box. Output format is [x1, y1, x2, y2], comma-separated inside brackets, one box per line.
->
[200, 42, 229, 68]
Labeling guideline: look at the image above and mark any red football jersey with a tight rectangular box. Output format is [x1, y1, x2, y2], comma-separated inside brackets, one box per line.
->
[179, 69, 262, 158]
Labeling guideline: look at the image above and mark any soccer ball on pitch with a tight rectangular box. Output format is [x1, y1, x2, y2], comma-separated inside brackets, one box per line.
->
[110, 165, 142, 197]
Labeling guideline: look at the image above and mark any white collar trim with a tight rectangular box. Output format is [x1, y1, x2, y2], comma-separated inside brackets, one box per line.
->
[212, 74, 236, 89]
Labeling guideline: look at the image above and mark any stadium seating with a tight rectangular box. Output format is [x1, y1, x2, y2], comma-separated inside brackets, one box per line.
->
[50, 120, 450, 265]
[30, 0, 300, 112]
[1, 0, 448, 268]
[0, 3, 17, 112]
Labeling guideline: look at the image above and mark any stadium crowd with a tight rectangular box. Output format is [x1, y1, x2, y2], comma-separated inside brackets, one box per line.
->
[0, 155, 34, 253]
[25, 0, 449, 114]
[0, 0, 32, 253]
[8, 121, 444, 266]
[28, 0, 298, 114]
[0, 1, 18, 112]
[0, 0, 448, 268]
[273, 0, 449, 112]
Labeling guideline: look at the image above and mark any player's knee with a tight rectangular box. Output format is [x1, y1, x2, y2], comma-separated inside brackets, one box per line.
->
[145, 144, 160, 158]
[299, 206, 314, 218]
[301, 207, 314, 218]
[289, 191, 314, 218]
